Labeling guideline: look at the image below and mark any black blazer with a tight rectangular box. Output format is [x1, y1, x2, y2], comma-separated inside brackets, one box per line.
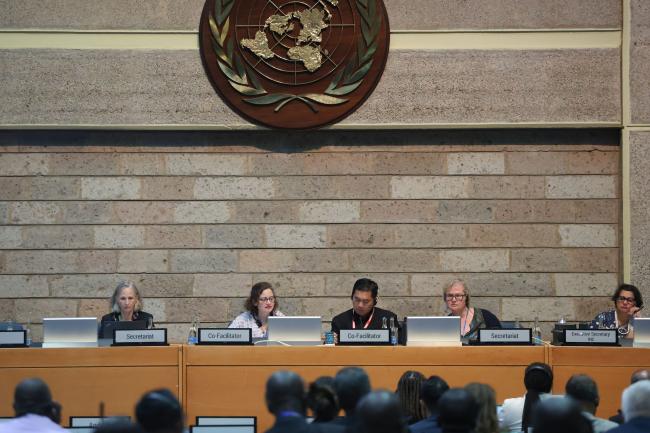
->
[99, 311, 154, 337]
[331, 307, 399, 336]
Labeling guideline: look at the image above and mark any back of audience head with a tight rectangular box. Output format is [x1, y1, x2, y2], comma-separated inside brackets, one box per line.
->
[419, 375, 449, 416]
[437, 388, 479, 433]
[13, 377, 61, 424]
[521, 362, 553, 432]
[307, 376, 339, 423]
[94, 419, 144, 433]
[395, 370, 426, 424]
[334, 367, 371, 415]
[565, 374, 600, 414]
[631, 369, 650, 384]
[464, 383, 498, 433]
[622, 380, 650, 422]
[356, 390, 409, 433]
[533, 396, 593, 433]
[265, 370, 306, 416]
[135, 389, 183, 433]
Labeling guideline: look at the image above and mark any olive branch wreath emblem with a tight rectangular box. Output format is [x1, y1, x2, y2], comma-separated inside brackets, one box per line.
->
[209, 0, 382, 113]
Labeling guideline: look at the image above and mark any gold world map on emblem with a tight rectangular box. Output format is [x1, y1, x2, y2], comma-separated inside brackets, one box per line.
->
[240, 0, 339, 73]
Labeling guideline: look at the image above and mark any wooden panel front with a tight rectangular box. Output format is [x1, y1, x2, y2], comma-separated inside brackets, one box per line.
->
[185, 346, 545, 431]
[550, 347, 650, 419]
[0, 346, 182, 426]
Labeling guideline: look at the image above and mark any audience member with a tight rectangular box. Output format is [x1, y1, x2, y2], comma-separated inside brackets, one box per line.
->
[565, 374, 618, 433]
[437, 388, 479, 433]
[609, 369, 650, 424]
[331, 367, 371, 430]
[395, 370, 426, 424]
[135, 389, 183, 433]
[410, 376, 449, 433]
[607, 381, 650, 433]
[532, 396, 593, 433]
[0, 378, 64, 433]
[465, 383, 498, 433]
[355, 390, 409, 433]
[499, 362, 553, 433]
[307, 376, 339, 423]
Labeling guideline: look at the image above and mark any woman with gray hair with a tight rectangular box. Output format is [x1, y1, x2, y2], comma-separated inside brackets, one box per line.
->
[100, 281, 153, 336]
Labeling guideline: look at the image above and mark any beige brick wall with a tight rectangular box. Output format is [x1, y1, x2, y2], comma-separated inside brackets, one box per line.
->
[0, 132, 620, 342]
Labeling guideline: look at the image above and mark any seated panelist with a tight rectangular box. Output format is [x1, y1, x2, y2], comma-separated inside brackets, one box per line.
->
[592, 283, 644, 339]
[228, 282, 284, 339]
[100, 281, 154, 335]
[331, 278, 399, 338]
[444, 279, 500, 340]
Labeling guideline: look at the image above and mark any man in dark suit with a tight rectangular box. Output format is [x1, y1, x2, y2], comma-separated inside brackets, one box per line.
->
[135, 389, 183, 433]
[410, 376, 449, 433]
[265, 371, 342, 433]
[607, 381, 650, 433]
[329, 367, 371, 432]
[610, 369, 649, 424]
[356, 390, 409, 433]
[331, 278, 400, 340]
[437, 389, 479, 433]
[532, 397, 593, 433]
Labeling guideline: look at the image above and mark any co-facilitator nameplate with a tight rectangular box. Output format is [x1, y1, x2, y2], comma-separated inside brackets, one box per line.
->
[0, 330, 26, 347]
[338, 329, 391, 345]
[478, 328, 532, 345]
[198, 328, 252, 345]
[563, 329, 618, 346]
[113, 329, 167, 346]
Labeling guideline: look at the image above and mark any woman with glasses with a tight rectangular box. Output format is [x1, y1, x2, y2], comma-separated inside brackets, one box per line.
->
[229, 281, 284, 338]
[592, 283, 644, 338]
[444, 279, 500, 340]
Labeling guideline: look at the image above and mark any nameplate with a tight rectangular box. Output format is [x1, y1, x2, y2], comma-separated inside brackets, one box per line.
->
[478, 329, 532, 345]
[0, 330, 26, 347]
[338, 329, 390, 345]
[198, 328, 252, 345]
[113, 329, 167, 346]
[70, 416, 130, 428]
[564, 329, 618, 346]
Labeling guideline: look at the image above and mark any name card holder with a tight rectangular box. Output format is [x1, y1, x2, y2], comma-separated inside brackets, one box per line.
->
[70, 416, 130, 428]
[112, 328, 168, 346]
[338, 329, 391, 345]
[0, 330, 27, 347]
[563, 329, 618, 346]
[198, 328, 252, 345]
[477, 328, 532, 345]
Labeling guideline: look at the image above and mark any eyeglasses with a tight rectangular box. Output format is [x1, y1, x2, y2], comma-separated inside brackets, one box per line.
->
[352, 297, 372, 306]
[445, 294, 466, 301]
[259, 296, 275, 303]
[616, 296, 636, 304]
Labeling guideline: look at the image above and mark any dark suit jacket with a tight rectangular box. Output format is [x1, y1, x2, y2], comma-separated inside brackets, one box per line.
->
[331, 307, 399, 336]
[99, 311, 154, 337]
[605, 417, 650, 433]
[265, 415, 344, 433]
[410, 415, 442, 433]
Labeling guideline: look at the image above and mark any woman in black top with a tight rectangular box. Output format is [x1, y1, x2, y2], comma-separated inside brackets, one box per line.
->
[100, 281, 153, 335]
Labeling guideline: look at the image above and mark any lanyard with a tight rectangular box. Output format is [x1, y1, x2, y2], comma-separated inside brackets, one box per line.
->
[352, 309, 374, 329]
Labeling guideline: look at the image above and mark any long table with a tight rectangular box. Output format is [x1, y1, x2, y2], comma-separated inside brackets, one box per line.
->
[0, 345, 648, 431]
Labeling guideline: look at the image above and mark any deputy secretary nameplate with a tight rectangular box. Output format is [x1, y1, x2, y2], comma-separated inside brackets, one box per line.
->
[478, 329, 532, 345]
[563, 329, 618, 346]
[338, 329, 390, 345]
[198, 328, 252, 345]
[113, 329, 168, 346]
[199, 0, 390, 129]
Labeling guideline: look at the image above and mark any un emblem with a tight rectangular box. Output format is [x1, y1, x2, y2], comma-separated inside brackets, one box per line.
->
[199, 0, 390, 129]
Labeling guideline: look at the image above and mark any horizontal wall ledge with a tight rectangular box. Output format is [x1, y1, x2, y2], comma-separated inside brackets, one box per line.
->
[0, 0, 622, 32]
[0, 48, 621, 127]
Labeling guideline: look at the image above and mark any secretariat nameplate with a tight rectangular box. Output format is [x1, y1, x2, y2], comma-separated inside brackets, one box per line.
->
[563, 329, 618, 346]
[478, 329, 532, 345]
[199, 0, 390, 129]
[113, 329, 168, 346]
[338, 329, 390, 345]
[198, 328, 252, 345]
[0, 330, 26, 347]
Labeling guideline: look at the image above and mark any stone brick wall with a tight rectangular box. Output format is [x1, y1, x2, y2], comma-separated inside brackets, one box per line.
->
[0, 130, 620, 342]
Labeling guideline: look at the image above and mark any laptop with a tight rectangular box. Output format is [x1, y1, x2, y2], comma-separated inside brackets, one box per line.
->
[266, 316, 322, 346]
[405, 316, 461, 346]
[42, 317, 98, 348]
[633, 318, 650, 348]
